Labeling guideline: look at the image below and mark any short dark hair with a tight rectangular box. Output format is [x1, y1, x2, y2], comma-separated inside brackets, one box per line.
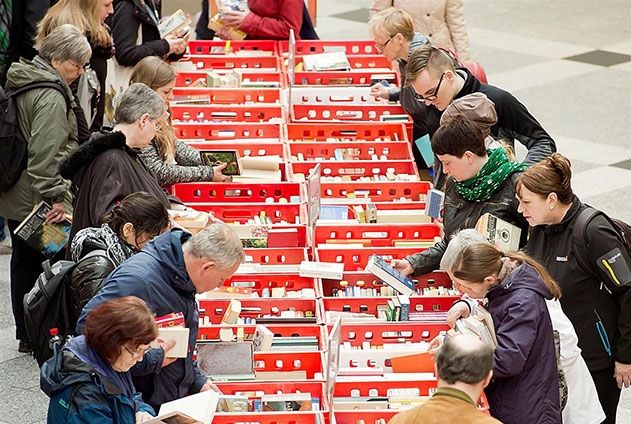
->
[100, 192, 170, 240]
[432, 115, 486, 158]
[84, 296, 158, 364]
[436, 335, 495, 385]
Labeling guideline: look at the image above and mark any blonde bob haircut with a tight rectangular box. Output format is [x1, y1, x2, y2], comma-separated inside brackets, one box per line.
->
[368, 7, 415, 42]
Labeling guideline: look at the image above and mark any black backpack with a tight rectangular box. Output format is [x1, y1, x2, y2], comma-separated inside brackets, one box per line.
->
[0, 81, 71, 192]
[24, 250, 109, 366]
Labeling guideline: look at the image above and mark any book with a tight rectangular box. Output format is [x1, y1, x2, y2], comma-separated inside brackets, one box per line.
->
[216, 395, 249, 413]
[233, 168, 282, 182]
[240, 155, 281, 172]
[158, 9, 192, 39]
[475, 213, 522, 252]
[258, 393, 313, 411]
[365, 255, 415, 296]
[197, 341, 254, 380]
[151, 327, 190, 358]
[390, 352, 434, 373]
[254, 370, 307, 380]
[144, 411, 202, 423]
[221, 299, 241, 324]
[414, 134, 435, 167]
[14, 201, 71, 259]
[199, 150, 241, 176]
[168, 210, 210, 234]
[155, 312, 185, 328]
[299, 261, 344, 280]
[301, 52, 351, 71]
[157, 390, 219, 423]
[425, 188, 445, 219]
[376, 209, 432, 224]
[252, 325, 274, 352]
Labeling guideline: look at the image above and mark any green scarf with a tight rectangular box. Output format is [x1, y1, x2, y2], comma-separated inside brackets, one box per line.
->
[455, 148, 528, 202]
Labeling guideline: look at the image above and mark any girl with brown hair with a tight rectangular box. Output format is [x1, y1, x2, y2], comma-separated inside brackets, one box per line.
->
[449, 243, 562, 423]
[518, 153, 631, 424]
[130, 56, 230, 186]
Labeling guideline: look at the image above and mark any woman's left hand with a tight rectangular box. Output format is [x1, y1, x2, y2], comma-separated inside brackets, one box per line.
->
[615, 361, 631, 388]
[200, 380, 223, 393]
[135, 411, 153, 423]
[211, 163, 232, 182]
[220, 10, 248, 28]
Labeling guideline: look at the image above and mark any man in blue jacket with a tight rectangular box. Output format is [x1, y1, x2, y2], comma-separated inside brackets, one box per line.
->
[77, 223, 245, 409]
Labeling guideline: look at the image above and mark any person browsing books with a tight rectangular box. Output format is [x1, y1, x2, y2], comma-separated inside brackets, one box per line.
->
[440, 229, 606, 424]
[42, 296, 158, 423]
[517, 153, 631, 424]
[0, 24, 91, 354]
[77, 223, 245, 410]
[388, 334, 500, 424]
[439, 242, 563, 423]
[132, 56, 231, 186]
[215, 0, 303, 40]
[390, 115, 529, 277]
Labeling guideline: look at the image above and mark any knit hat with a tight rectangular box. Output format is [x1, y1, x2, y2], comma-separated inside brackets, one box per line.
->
[440, 93, 498, 138]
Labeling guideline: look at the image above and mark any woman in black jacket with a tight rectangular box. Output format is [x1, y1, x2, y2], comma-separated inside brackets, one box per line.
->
[67, 191, 170, 331]
[517, 153, 631, 424]
[391, 115, 529, 276]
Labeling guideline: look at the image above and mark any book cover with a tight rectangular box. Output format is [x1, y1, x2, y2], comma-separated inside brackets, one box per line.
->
[221, 299, 241, 324]
[157, 390, 219, 423]
[475, 213, 522, 252]
[151, 327, 190, 358]
[158, 9, 191, 38]
[14, 201, 71, 259]
[199, 150, 241, 176]
[155, 312, 185, 328]
[414, 134, 435, 167]
[252, 325, 274, 352]
[216, 395, 249, 413]
[365, 256, 415, 296]
[197, 341, 254, 379]
[302, 52, 351, 71]
[425, 188, 445, 219]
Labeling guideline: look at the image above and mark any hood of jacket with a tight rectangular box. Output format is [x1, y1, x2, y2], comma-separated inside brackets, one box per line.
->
[71, 223, 136, 265]
[59, 130, 133, 181]
[488, 262, 554, 302]
[142, 229, 196, 294]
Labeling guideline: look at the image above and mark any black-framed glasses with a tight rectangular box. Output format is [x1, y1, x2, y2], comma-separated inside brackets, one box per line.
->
[375, 37, 393, 51]
[415, 72, 446, 102]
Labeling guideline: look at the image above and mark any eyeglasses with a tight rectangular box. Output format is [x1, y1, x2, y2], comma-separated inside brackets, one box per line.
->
[124, 345, 150, 359]
[69, 61, 89, 71]
[415, 72, 446, 102]
[375, 37, 393, 51]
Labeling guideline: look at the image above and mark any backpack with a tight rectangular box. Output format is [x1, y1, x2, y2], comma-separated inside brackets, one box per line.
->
[0, 81, 71, 192]
[24, 250, 110, 366]
[572, 206, 631, 277]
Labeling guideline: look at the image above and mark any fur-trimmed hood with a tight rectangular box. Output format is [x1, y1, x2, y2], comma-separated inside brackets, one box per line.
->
[59, 130, 134, 180]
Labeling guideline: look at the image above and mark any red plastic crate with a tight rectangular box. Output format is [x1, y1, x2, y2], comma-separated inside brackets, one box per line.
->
[226, 274, 319, 296]
[245, 248, 308, 265]
[290, 161, 418, 181]
[214, 380, 328, 412]
[175, 70, 285, 88]
[314, 223, 441, 247]
[335, 322, 449, 347]
[191, 204, 302, 225]
[287, 122, 408, 142]
[180, 54, 281, 71]
[198, 298, 319, 325]
[291, 104, 410, 123]
[172, 122, 282, 141]
[173, 182, 301, 203]
[322, 297, 455, 318]
[288, 141, 413, 161]
[185, 141, 286, 160]
[253, 351, 324, 380]
[290, 87, 390, 105]
[320, 181, 431, 202]
[288, 55, 394, 72]
[279, 40, 380, 55]
[316, 247, 423, 271]
[333, 410, 398, 423]
[172, 87, 281, 104]
[188, 40, 279, 55]
[214, 412, 325, 424]
[294, 70, 399, 86]
[198, 324, 326, 350]
[320, 271, 452, 297]
[170, 104, 284, 122]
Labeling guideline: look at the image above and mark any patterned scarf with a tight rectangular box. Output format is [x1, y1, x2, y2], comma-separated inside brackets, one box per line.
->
[455, 148, 528, 202]
[70, 223, 134, 265]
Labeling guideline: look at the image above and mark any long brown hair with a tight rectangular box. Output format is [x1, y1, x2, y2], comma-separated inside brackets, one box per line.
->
[517, 153, 574, 204]
[451, 243, 561, 299]
[36, 0, 112, 49]
[130, 56, 178, 160]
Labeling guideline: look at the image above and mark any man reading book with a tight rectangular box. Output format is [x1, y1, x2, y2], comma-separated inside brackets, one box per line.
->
[77, 223, 245, 410]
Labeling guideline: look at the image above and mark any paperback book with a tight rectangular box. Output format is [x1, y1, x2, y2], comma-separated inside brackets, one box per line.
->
[14, 201, 71, 259]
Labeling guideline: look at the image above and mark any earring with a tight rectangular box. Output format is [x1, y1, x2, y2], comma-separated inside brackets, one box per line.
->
[549, 205, 554, 210]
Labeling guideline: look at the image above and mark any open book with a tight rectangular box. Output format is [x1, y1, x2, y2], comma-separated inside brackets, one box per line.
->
[154, 390, 219, 424]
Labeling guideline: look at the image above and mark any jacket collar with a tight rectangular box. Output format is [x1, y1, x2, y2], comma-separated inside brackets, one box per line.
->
[538, 195, 582, 235]
[124, 0, 161, 28]
[433, 387, 476, 406]
[454, 67, 481, 101]
[59, 130, 133, 180]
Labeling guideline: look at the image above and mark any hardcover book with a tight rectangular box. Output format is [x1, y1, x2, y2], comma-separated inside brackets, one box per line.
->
[199, 150, 241, 176]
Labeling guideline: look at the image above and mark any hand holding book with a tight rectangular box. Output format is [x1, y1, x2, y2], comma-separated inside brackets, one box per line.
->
[45, 202, 67, 224]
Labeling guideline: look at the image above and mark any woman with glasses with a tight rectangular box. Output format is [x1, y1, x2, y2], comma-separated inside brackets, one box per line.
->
[41, 296, 159, 423]
[60, 83, 171, 245]
[391, 115, 529, 277]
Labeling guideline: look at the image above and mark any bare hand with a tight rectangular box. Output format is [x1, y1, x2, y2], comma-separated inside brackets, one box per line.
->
[216, 26, 232, 40]
[220, 10, 248, 28]
[370, 83, 389, 100]
[45, 202, 66, 224]
[211, 163, 233, 182]
[615, 361, 631, 388]
[428, 334, 445, 353]
[157, 339, 178, 368]
[200, 380, 223, 393]
[390, 259, 414, 276]
[165, 34, 187, 55]
[447, 301, 471, 328]
[135, 411, 153, 423]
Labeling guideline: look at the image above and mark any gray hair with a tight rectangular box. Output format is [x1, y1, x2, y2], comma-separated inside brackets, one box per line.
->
[183, 223, 245, 268]
[114, 83, 165, 124]
[440, 229, 488, 272]
[38, 24, 91, 65]
[436, 334, 495, 385]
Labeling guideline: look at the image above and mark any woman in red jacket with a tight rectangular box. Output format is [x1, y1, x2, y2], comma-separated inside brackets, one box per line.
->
[218, 0, 303, 39]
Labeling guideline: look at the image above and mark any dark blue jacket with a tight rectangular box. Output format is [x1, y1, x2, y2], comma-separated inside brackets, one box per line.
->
[41, 336, 153, 423]
[486, 262, 562, 424]
[77, 229, 207, 409]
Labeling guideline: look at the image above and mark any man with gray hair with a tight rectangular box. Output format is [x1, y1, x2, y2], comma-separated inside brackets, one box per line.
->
[78, 223, 245, 410]
[389, 334, 500, 424]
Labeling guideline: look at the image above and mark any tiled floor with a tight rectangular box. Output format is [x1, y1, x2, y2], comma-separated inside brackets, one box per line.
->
[0, 0, 630, 422]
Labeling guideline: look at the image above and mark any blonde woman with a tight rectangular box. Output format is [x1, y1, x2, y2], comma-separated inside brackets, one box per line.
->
[370, 0, 470, 60]
[37, 0, 115, 131]
[131, 57, 230, 186]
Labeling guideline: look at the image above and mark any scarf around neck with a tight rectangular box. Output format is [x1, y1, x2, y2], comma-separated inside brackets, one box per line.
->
[455, 148, 528, 202]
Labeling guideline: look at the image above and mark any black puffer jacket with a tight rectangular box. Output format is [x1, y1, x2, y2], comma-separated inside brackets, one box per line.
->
[67, 224, 135, 326]
[407, 172, 529, 275]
